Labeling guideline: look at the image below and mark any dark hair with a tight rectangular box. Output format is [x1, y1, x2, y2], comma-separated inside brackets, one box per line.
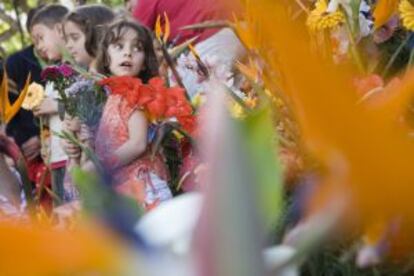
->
[30, 4, 69, 31]
[63, 4, 115, 57]
[95, 19, 159, 82]
[26, 5, 45, 32]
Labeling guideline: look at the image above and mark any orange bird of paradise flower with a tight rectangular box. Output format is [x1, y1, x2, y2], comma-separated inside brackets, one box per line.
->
[0, 70, 31, 124]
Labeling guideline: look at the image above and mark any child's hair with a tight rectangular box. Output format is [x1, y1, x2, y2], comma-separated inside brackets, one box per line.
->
[95, 19, 159, 82]
[63, 4, 116, 58]
[26, 5, 45, 32]
[29, 4, 69, 31]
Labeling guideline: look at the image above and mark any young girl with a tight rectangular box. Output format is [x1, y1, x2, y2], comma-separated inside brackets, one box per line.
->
[60, 4, 115, 202]
[90, 20, 172, 210]
[63, 4, 115, 71]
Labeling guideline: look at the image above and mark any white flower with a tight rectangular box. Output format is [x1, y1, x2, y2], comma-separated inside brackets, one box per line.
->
[327, 0, 352, 15]
[326, 0, 373, 38]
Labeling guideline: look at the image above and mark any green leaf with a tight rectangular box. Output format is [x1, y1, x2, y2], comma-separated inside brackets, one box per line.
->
[71, 167, 143, 217]
[240, 106, 283, 231]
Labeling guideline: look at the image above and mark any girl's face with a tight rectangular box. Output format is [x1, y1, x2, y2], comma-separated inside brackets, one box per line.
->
[31, 23, 64, 62]
[107, 28, 145, 77]
[64, 21, 93, 67]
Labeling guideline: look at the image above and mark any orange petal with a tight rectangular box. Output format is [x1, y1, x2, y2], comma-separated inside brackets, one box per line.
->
[5, 73, 31, 123]
[188, 44, 202, 61]
[163, 12, 171, 43]
[155, 14, 162, 41]
[235, 60, 258, 82]
[0, 69, 9, 123]
[373, 0, 399, 29]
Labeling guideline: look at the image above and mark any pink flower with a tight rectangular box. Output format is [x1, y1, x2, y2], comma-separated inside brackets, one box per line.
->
[58, 64, 74, 77]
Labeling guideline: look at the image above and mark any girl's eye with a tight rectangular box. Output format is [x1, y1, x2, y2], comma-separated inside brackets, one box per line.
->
[133, 44, 143, 52]
[114, 43, 122, 50]
[70, 34, 79, 41]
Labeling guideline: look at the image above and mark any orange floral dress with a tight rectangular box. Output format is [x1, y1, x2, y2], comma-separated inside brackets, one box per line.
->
[95, 92, 172, 210]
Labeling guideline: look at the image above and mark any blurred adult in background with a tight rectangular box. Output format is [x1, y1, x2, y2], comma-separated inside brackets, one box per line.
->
[133, 0, 240, 45]
[133, 0, 245, 98]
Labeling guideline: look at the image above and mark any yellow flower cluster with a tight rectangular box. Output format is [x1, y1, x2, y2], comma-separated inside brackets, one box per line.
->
[229, 101, 246, 119]
[22, 82, 45, 110]
[307, 0, 345, 32]
[400, 0, 414, 31]
[229, 95, 258, 119]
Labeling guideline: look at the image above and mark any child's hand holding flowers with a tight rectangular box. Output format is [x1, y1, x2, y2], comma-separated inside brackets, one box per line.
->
[32, 97, 58, 117]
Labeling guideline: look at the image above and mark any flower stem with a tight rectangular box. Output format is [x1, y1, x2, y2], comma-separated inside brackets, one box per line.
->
[294, 0, 309, 14]
[406, 47, 414, 75]
[382, 33, 412, 78]
[344, 8, 365, 73]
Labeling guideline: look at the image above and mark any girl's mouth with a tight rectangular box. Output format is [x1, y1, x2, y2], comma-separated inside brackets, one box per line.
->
[120, 61, 132, 68]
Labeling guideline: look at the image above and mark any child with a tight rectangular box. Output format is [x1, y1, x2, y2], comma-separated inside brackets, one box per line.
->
[30, 5, 68, 63]
[63, 4, 115, 71]
[61, 4, 115, 201]
[30, 4, 69, 206]
[5, 5, 51, 210]
[90, 19, 172, 210]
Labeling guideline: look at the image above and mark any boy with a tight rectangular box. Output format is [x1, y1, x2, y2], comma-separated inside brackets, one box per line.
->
[6, 5, 50, 209]
[29, 4, 69, 207]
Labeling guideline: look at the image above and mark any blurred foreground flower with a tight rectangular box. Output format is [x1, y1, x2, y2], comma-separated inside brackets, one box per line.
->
[0, 221, 138, 275]
[244, 0, 414, 259]
[374, 0, 400, 29]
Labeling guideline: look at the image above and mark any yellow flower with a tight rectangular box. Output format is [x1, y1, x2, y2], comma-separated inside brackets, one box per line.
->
[236, 59, 260, 83]
[245, 95, 258, 109]
[22, 82, 45, 110]
[192, 93, 206, 109]
[229, 101, 247, 119]
[399, 0, 414, 31]
[306, 0, 345, 32]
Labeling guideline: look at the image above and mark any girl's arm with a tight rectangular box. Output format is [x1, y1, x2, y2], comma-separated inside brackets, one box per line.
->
[111, 110, 148, 169]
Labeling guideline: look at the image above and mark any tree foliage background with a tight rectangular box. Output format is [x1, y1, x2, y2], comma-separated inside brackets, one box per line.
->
[0, 0, 124, 58]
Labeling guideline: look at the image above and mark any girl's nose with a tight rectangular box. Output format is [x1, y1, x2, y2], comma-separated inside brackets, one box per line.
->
[123, 48, 132, 57]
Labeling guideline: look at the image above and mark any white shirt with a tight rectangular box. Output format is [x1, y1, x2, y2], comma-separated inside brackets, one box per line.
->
[44, 82, 68, 165]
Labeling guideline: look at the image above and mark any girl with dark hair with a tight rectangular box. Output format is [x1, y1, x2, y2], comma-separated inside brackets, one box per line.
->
[63, 4, 115, 69]
[60, 5, 115, 202]
[83, 19, 172, 210]
[95, 19, 159, 82]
